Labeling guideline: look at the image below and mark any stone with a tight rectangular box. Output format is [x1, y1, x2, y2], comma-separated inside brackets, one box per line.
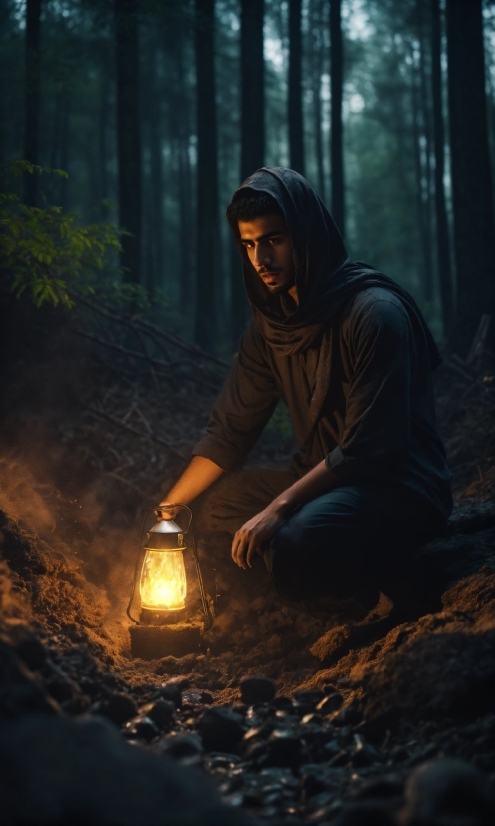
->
[269, 695, 293, 710]
[262, 729, 304, 769]
[332, 702, 363, 727]
[239, 675, 276, 705]
[158, 732, 204, 766]
[159, 683, 182, 709]
[14, 632, 47, 671]
[197, 707, 245, 753]
[0, 640, 60, 720]
[400, 757, 495, 825]
[331, 802, 396, 825]
[316, 692, 343, 715]
[46, 676, 75, 704]
[0, 714, 249, 825]
[123, 715, 160, 742]
[140, 699, 175, 729]
[100, 692, 138, 726]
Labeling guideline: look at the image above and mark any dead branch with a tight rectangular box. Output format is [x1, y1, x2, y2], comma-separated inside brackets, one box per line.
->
[70, 292, 230, 369]
[86, 405, 187, 461]
[71, 327, 222, 393]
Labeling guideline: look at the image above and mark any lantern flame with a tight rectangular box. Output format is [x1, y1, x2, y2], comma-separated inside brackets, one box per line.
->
[139, 549, 187, 611]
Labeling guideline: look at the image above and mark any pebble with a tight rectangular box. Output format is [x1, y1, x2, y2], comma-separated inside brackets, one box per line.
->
[123, 715, 159, 742]
[158, 683, 182, 709]
[316, 692, 343, 715]
[158, 732, 203, 766]
[400, 757, 495, 825]
[15, 632, 47, 671]
[100, 692, 138, 725]
[240, 675, 276, 705]
[140, 699, 175, 729]
[197, 707, 245, 752]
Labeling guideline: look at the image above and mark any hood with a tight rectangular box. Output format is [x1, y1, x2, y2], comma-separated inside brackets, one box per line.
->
[228, 166, 442, 369]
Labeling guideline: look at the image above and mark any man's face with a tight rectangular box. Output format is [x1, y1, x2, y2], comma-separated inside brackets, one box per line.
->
[238, 214, 297, 301]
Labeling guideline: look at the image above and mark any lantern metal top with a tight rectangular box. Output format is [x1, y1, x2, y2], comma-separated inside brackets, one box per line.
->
[144, 518, 186, 551]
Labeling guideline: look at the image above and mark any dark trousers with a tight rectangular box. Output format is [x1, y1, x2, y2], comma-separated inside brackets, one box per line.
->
[193, 469, 445, 602]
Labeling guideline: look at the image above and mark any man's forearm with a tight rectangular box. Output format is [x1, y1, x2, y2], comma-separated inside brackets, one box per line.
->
[270, 459, 339, 515]
[159, 455, 224, 507]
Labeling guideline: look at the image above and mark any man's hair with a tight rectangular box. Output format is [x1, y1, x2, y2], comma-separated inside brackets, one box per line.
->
[226, 191, 283, 224]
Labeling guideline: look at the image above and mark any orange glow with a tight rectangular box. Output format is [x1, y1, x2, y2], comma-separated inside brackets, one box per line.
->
[139, 549, 187, 611]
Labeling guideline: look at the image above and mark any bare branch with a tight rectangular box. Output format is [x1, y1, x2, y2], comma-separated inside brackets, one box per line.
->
[86, 405, 187, 461]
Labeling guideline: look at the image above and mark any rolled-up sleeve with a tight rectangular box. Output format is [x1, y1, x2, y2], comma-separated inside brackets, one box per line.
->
[325, 297, 415, 481]
[192, 322, 280, 472]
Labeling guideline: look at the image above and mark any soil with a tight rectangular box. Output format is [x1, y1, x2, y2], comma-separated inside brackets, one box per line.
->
[0, 307, 494, 825]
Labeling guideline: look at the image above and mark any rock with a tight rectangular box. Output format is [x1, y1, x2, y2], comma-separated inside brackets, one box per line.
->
[124, 715, 160, 742]
[262, 729, 304, 769]
[46, 675, 75, 704]
[14, 631, 47, 671]
[0, 640, 60, 719]
[239, 675, 275, 705]
[100, 692, 138, 726]
[197, 707, 245, 752]
[352, 773, 403, 801]
[331, 802, 396, 825]
[294, 689, 325, 707]
[400, 757, 495, 825]
[0, 714, 249, 825]
[159, 683, 182, 709]
[316, 692, 343, 714]
[158, 732, 204, 766]
[269, 695, 293, 710]
[332, 701, 363, 727]
[140, 699, 175, 729]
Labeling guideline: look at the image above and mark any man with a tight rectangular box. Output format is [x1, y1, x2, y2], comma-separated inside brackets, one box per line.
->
[158, 167, 452, 617]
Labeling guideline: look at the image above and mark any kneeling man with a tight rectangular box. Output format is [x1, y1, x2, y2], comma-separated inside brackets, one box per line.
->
[158, 167, 452, 612]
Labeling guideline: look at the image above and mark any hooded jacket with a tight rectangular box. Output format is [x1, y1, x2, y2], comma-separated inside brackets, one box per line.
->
[192, 168, 452, 522]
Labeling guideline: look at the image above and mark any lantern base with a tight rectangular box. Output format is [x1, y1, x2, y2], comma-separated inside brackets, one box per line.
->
[139, 607, 187, 625]
[129, 619, 204, 660]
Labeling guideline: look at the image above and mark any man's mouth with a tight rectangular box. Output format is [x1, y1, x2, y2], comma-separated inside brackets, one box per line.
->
[259, 270, 281, 284]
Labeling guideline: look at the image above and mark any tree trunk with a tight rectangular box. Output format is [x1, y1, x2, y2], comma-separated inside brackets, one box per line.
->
[311, 0, 325, 201]
[176, 26, 194, 314]
[24, 0, 41, 206]
[446, 0, 495, 355]
[148, 53, 164, 291]
[194, 0, 219, 351]
[417, 8, 434, 305]
[288, 0, 304, 175]
[234, 0, 264, 347]
[115, 0, 142, 284]
[240, 0, 264, 181]
[411, 55, 430, 303]
[430, 0, 453, 336]
[330, 0, 344, 235]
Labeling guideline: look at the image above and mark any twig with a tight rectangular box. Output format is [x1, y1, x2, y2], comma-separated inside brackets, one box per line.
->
[86, 405, 187, 461]
[70, 292, 230, 369]
[442, 357, 490, 397]
[70, 327, 170, 370]
[71, 327, 221, 392]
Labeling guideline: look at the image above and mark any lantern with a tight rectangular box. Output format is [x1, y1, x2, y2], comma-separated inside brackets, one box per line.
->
[127, 505, 212, 657]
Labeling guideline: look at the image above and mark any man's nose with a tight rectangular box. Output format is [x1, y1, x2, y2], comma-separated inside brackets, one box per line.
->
[254, 243, 272, 268]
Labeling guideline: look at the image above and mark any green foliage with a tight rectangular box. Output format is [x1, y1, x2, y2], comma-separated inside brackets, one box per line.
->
[0, 165, 121, 309]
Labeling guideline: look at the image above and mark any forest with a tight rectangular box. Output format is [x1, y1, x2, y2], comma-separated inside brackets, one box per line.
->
[0, 1, 495, 826]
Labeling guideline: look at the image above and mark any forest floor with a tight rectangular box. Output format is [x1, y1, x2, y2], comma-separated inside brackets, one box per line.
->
[0, 313, 494, 826]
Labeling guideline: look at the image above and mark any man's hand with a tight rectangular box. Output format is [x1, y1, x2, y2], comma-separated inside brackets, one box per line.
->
[155, 504, 179, 521]
[231, 504, 286, 570]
